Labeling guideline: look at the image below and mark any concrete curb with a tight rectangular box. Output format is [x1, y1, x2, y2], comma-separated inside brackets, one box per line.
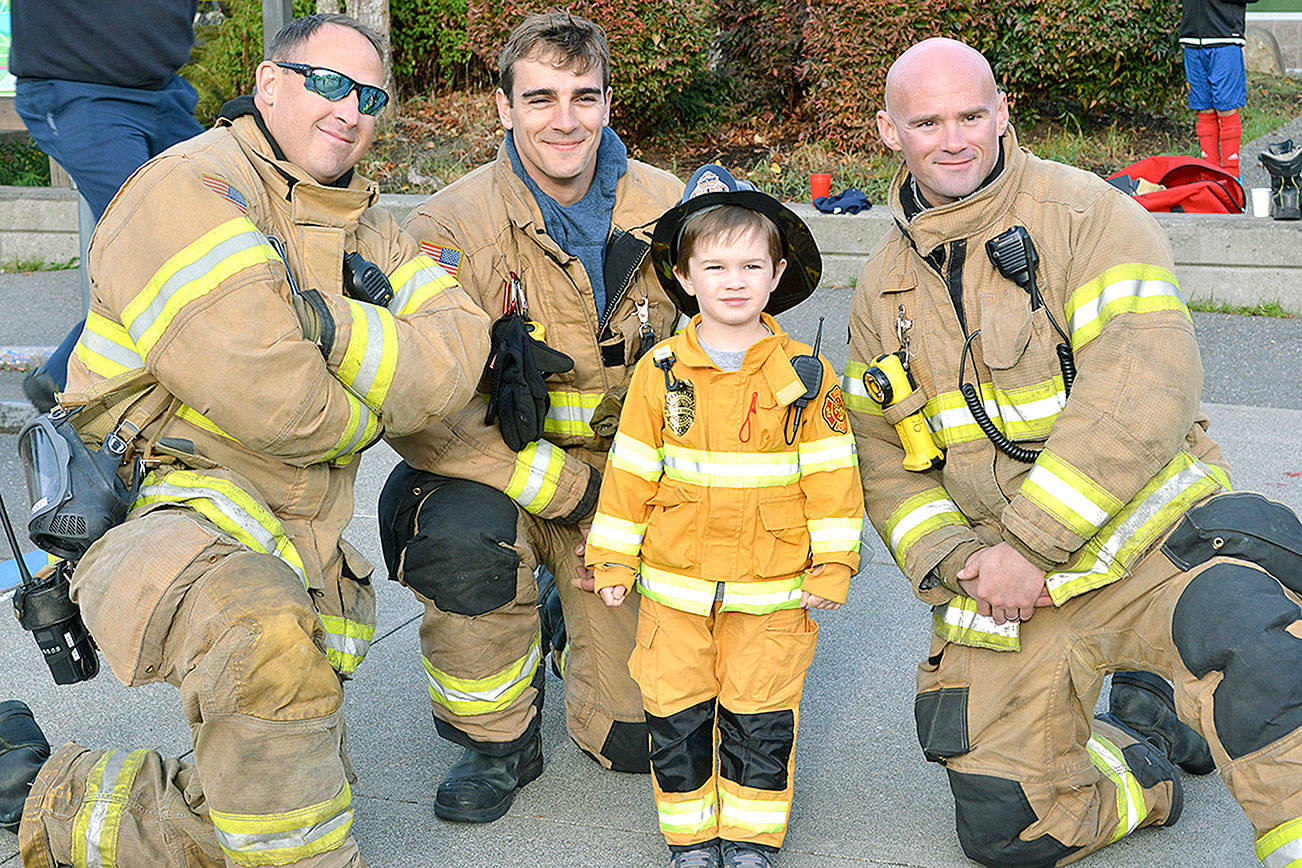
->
[0, 400, 34, 434]
[0, 346, 54, 372]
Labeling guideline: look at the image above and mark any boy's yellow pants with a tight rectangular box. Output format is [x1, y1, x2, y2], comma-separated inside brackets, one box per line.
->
[629, 597, 819, 852]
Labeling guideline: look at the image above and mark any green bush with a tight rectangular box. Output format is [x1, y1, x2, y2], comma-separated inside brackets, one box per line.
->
[716, 0, 807, 113]
[392, 0, 488, 96]
[0, 137, 52, 187]
[464, 0, 717, 133]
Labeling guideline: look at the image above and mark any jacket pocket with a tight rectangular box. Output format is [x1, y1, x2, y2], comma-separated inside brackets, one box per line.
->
[755, 492, 811, 578]
[979, 291, 1034, 371]
[914, 634, 972, 763]
[643, 484, 702, 570]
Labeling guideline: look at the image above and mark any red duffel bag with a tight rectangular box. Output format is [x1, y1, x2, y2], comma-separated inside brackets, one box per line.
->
[1106, 156, 1244, 214]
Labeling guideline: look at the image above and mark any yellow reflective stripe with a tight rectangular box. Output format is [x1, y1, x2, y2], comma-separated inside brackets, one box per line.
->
[718, 788, 789, 834]
[387, 256, 458, 315]
[543, 390, 602, 437]
[663, 444, 800, 488]
[504, 438, 565, 513]
[991, 374, 1067, 439]
[70, 748, 147, 868]
[123, 218, 277, 356]
[933, 595, 1020, 651]
[75, 313, 143, 377]
[1046, 454, 1229, 603]
[175, 404, 239, 442]
[318, 613, 375, 675]
[209, 782, 353, 867]
[1257, 817, 1302, 868]
[924, 386, 996, 447]
[636, 566, 803, 616]
[1023, 450, 1124, 540]
[657, 791, 718, 835]
[1086, 733, 1148, 843]
[587, 511, 646, 556]
[841, 361, 881, 415]
[424, 633, 541, 715]
[798, 433, 858, 474]
[1066, 263, 1188, 351]
[884, 489, 969, 571]
[321, 391, 380, 463]
[337, 297, 398, 410]
[808, 516, 863, 555]
[133, 470, 307, 584]
[720, 576, 803, 614]
[609, 430, 664, 481]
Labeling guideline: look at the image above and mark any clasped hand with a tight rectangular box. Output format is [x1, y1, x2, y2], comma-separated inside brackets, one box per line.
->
[955, 542, 1053, 625]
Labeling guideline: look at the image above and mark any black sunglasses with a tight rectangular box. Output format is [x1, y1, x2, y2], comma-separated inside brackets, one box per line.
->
[274, 62, 389, 116]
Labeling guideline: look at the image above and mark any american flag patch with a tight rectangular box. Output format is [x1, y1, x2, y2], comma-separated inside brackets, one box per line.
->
[419, 242, 463, 279]
[202, 175, 248, 213]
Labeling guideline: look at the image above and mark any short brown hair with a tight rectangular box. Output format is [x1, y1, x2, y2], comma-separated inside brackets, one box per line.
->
[498, 12, 609, 103]
[265, 13, 387, 63]
[675, 206, 783, 274]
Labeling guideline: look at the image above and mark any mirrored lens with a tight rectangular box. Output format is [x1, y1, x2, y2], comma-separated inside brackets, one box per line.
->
[304, 69, 352, 101]
[356, 86, 388, 115]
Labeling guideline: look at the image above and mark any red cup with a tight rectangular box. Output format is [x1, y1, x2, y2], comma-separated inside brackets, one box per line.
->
[810, 172, 832, 202]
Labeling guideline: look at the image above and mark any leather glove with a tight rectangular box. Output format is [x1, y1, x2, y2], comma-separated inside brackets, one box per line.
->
[589, 384, 628, 439]
[290, 289, 335, 359]
[484, 312, 574, 451]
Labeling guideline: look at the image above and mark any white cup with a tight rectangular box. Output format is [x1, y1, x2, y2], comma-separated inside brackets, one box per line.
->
[1251, 187, 1271, 217]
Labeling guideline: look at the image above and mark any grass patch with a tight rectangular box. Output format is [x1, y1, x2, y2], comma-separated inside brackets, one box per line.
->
[0, 138, 52, 187]
[1188, 299, 1295, 317]
[0, 257, 80, 274]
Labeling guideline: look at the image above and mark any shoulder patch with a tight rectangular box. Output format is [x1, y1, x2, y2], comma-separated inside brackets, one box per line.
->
[822, 385, 848, 434]
[419, 242, 463, 279]
[201, 175, 247, 213]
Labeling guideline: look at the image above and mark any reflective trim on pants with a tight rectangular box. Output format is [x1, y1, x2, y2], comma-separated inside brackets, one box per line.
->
[208, 781, 354, 867]
[70, 748, 148, 868]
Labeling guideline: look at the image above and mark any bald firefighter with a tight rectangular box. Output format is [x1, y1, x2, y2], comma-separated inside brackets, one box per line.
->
[845, 37, 1302, 867]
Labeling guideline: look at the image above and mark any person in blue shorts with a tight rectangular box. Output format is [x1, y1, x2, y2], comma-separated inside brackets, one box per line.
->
[1180, 0, 1256, 177]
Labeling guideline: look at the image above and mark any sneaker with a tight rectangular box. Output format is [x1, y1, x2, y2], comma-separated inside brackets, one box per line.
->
[670, 842, 721, 867]
[721, 841, 775, 868]
[1109, 671, 1215, 775]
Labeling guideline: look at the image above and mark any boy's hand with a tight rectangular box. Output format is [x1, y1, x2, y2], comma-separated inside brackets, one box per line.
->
[801, 590, 841, 610]
[599, 585, 626, 607]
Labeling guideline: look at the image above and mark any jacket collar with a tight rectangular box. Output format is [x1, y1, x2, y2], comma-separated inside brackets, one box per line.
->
[675, 314, 808, 406]
[888, 127, 1025, 252]
[218, 108, 378, 228]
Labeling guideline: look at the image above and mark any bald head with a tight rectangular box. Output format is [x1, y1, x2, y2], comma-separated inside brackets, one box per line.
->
[877, 38, 1009, 206]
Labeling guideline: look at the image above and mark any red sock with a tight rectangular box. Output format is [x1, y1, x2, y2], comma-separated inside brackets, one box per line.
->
[1196, 111, 1220, 165]
[1218, 110, 1242, 176]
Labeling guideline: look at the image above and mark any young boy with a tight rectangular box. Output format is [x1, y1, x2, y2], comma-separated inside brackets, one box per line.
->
[584, 165, 865, 868]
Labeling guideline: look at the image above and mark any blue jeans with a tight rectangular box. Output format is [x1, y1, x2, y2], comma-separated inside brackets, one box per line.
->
[16, 74, 205, 388]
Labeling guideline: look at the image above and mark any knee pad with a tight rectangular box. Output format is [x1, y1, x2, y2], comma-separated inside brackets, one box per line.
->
[946, 771, 1080, 867]
[200, 553, 342, 721]
[648, 698, 716, 792]
[1173, 562, 1302, 758]
[382, 471, 522, 616]
[718, 707, 793, 791]
[601, 719, 650, 774]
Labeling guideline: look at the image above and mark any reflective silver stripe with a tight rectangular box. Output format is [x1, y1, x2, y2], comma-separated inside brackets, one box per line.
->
[79, 322, 144, 370]
[1261, 826, 1302, 868]
[82, 749, 128, 868]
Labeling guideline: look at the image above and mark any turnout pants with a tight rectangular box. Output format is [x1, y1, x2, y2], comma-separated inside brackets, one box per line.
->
[917, 500, 1302, 867]
[18, 510, 366, 868]
[379, 469, 647, 770]
[631, 597, 819, 853]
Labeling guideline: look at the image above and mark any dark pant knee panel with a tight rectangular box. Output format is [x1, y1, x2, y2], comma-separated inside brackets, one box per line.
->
[718, 706, 794, 790]
[648, 698, 716, 791]
[379, 464, 522, 615]
[947, 770, 1080, 867]
[601, 719, 650, 773]
[1173, 562, 1302, 758]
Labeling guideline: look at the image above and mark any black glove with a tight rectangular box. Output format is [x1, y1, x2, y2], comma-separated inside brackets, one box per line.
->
[484, 312, 574, 451]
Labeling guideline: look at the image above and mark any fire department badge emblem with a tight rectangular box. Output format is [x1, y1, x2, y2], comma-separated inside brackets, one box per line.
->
[664, 380, 696, 436]
[822, 386, 848, 433]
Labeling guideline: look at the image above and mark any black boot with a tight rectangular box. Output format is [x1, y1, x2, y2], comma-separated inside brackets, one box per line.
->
[1109, 671, 1215, 775]
[434, 734, 543, 823]
[0, 700, 51, 833]
[1260, 139, 1302, 220]
[1094, 712, 1184, 827]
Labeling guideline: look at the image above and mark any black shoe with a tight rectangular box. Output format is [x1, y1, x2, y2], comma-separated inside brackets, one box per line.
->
[434, 735, 543, 823]
[1109, 671, 1215, 775]
[21, 368, 58, 414]
[1095, 712, 1184, 827]
[0, 701, 50, 833]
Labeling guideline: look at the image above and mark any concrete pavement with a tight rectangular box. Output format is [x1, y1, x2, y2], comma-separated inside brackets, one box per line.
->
[0, 277, 1299, 865]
